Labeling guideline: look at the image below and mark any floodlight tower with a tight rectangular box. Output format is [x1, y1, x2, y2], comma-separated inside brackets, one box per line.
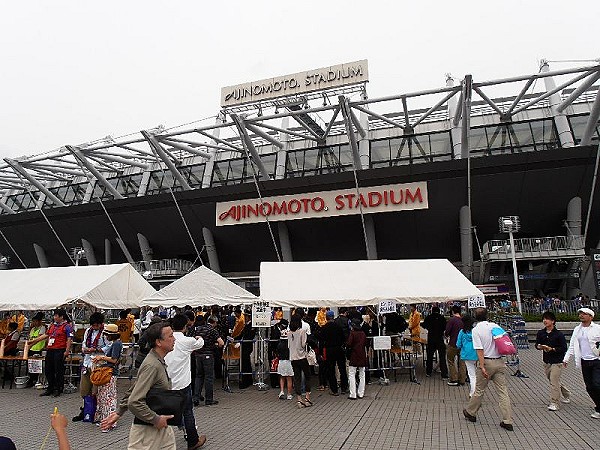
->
[499, 216, 522, 314]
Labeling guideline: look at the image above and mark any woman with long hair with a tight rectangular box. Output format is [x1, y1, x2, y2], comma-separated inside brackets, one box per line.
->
[288, 314, 313, 408]
[93, 323, 123, 430]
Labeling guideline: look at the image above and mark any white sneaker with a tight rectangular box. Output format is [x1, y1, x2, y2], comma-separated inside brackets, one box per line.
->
[547, 403, 558, 411]
[561, 397, 571, 404]
[591, 411, 600, 419]
[286, 394, 293, 400]
[278, 392, 285, 400]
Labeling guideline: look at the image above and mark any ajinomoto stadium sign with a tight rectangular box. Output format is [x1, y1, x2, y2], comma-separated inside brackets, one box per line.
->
[220, 60, 368, 107]
[215, 181, 427, 226]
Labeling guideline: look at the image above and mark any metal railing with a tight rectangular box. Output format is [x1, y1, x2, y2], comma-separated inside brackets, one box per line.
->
[482, 235, 585, 261]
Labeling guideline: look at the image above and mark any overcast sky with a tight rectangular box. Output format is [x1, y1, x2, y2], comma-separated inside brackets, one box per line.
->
[1, 1, 598, 159]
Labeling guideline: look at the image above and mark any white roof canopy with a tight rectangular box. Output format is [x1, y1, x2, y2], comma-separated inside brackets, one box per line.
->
[0, 263, 156, 311]
[142, 265, 257, 307]
[260, 259, 484, 308]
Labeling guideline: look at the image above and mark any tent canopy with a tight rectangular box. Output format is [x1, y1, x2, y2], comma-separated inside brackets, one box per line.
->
[142, 265, 257, 307]
[0, 263, 156, 311]
[260, 259, 484, 308]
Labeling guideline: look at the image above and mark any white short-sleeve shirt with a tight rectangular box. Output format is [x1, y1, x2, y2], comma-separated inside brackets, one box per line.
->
[471, 321, 501, 358]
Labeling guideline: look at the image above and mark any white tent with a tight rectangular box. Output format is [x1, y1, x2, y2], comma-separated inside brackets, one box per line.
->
[142, 265, 257, 307]
[0, 263, 156, 310]
[260, 259, 484, 307]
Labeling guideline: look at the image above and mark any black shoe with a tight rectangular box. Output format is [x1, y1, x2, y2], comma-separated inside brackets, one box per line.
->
[193, 400, 200, 407]
[463, 409, 476, 423]
[500, 422, 513, 431]
[205, 400, 219, 406]
[72, 410, 84, 422]
[198, 395, 205, 402]
[40, 390, 53, 397]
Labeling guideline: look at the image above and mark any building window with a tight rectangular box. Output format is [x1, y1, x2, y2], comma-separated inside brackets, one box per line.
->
[3, 191, 40, 213]
[47, 182, 87, 206]
[370, 130, 453, 167]
[146, 170, 183, 196]
[211, 154, 276, 187]
[568, 114, 600, 145]
[285, 145, 353, 177]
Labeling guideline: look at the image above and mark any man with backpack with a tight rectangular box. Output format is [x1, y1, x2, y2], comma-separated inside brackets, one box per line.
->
[462, 308, 514, 431]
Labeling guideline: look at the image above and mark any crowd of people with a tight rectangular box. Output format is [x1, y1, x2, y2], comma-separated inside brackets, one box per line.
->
[1, 302, 599, 448]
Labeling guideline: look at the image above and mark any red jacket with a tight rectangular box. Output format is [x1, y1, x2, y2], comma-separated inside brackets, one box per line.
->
[346, 329, 367, 367]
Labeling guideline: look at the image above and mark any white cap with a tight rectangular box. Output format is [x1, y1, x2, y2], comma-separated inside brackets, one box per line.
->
[578, 307, 595, 318]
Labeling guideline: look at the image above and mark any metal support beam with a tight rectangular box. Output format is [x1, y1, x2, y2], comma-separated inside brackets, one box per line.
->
[557, 71, 600, 113]
[338, 96, 362, 169]
[364, 215, 378, 260]
[137, 233, 153, 270]
[275, 117, 290, 180]
[322, 106, 341, 139]
[202, 116, 222, 189]
[352, 104, 404, 130]
[202, 227, 221, 273]
[115, 237, 135, 264]
[250, 121, 319, 143]
[581, 87, 600, 146]
[66, 146, 124, 199]
[244, 122, 285, 149]
[195, 129, 243, 152]
[462, 75, 473, 208]
[81, 239, 97, 265]
[4, 158, 65, 207]
[348, 107, 366, 138]
[411, 88, 461, 128]
[157, 137, 213, 159]
[33, 243, 49, 268]
[141, 130, 192, 190]
[472, 86, 504, 116]
[460, 205, 473, 280]
[230, 114, 271, 181]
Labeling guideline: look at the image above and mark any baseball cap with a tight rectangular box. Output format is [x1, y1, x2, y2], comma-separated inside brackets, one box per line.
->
[325, 310, 335, 319]
[577, 307, 595, 318]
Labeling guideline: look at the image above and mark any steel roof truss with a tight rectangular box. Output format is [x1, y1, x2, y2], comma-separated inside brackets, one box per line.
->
[3, 159, 65, 207]
[472, 86, 504, 117]
[141, 131, 191, 190]
[322, 105, 341, 140]
[351, 104, 404, 131]
[0, 199, 16, 214]
[195, 130, 243, 152]
[230, 114, 270, 181]
[557, 71, 600, 113]
[243, 123, 284, 149]
[250, 121, 319, 143]
[66, 146, 124, 199]
[157, 137, 212, 159]
[338, 96, 362, 169]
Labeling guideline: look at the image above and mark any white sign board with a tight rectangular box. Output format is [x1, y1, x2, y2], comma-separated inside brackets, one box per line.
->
[28, 358, 43, 374]
[373, 335, 392, 351]
[221, 60, 368, 107]
[252, 300, 272, 328]
[468, 295, 486, 309]
[217, 182, 428, 226]
[378, 299, 397, 315]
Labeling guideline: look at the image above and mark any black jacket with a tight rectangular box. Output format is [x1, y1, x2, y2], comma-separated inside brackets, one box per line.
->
[422, 312, 447, 343]
[535, 327, 567, 364]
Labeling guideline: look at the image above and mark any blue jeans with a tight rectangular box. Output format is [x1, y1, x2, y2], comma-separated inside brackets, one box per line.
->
[194, 353, 215, 403]
[180, 384, 200, 447]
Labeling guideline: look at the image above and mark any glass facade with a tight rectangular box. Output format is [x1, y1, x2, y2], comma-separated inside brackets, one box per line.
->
[211, 154, 276, 187]
[285, 144, 353, 177]
[370, 131, 453, 168]
[4, 191, 40, 212]
[47, 182, 87, 206]
[568, 114, 600, 144]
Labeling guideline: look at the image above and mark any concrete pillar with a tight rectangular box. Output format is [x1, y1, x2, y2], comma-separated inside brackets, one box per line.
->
[201, 116, 223, 188]
[358, 109, 370, 169]
[33, 243, 49, 268]
[277, 222, 293, 261]
[137, 233, 153, 269]
[275, 117, 289, 180]
[104, 239, 111, 265]
[460, 205, 473, 279]
[540, 61, 575, 148]
[446, 75, 463, 159]
[202, 227, 221, 273]
[567, 196, 582, 236]
[364, 215, 378, 260]
[81, 239, 97, 265]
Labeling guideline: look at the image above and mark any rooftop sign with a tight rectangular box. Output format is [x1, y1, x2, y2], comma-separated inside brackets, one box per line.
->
[216, 181, 427, 226]
[220, 60, 368, 108]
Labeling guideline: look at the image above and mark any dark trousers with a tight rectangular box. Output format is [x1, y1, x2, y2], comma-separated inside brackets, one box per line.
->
[318, 357, 328, 387]
[291, 358, 311, 396]
[239, 352, 253, 389]
[180, 384, 200, 447]
[426, 341, 448, 377]
[194, 353, 215, 403]
[581, 359, 600, 412]
[326, 348, 348, 393]
[45, 348, 66, 393]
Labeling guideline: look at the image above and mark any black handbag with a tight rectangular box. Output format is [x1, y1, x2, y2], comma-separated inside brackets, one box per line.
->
[134, 387, 184, 426]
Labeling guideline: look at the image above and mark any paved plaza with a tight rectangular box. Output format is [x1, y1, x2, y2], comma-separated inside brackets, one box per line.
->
[1, 347, 599, 449]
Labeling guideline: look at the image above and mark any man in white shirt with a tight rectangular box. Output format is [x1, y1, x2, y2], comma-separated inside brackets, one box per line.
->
[462, 308, 514, 431]
[563, 307, 600, 419]
[165, 314, 206, 449]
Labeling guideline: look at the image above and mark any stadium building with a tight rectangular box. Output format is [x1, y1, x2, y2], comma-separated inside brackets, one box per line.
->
[1, 59, 599, 298]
